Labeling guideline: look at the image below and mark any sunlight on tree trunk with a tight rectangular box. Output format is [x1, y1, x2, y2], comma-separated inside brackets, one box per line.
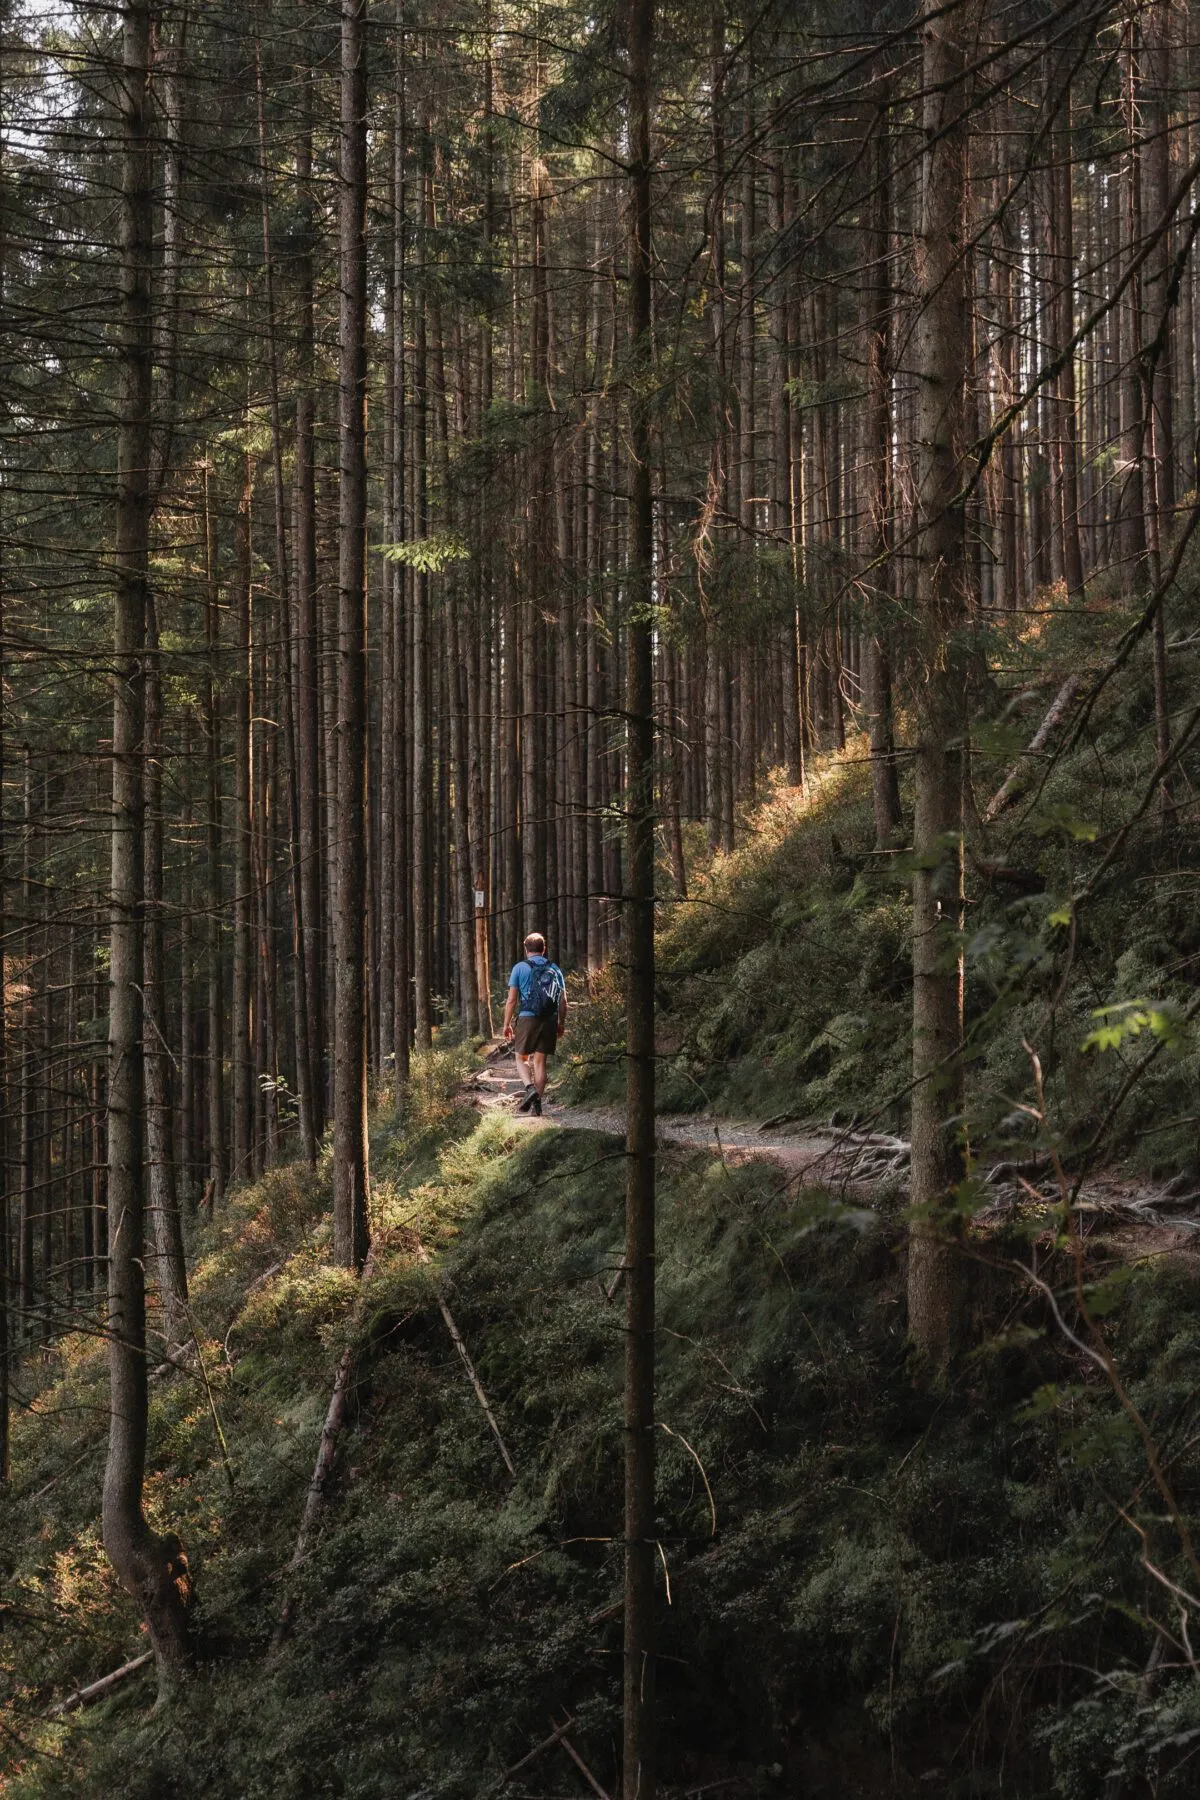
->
[906, 0, 977, 1375]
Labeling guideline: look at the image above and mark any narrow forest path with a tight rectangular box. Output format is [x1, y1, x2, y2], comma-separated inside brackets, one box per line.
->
[468, 1046, 909, 1187]
[463, 1043, 1200, 1246]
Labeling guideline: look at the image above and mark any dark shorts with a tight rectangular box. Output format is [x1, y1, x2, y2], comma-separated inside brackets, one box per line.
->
[513, 1014, 558, 1056]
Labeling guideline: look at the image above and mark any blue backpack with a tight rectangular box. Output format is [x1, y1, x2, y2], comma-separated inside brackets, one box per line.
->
[529, 960, 564, 1020]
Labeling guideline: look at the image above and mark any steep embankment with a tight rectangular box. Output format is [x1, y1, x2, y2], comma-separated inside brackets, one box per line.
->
[5, 1044, 1200, 1798]
[567, 624, 1200, 1201]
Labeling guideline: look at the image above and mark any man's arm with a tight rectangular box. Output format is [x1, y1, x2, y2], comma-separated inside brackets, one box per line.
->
[502, 985, 519, 1040]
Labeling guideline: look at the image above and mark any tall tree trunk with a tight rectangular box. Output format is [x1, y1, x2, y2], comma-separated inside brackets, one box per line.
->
[380, 116, 398, 1077]
[38, 785, 52, 1345]
[863, 87, 901, 846]
[231, 458, 254, 1185]
[907, 0, 975, 1374]
[1141, 0, 1176, 820]
[0, 76, 7, 1464]
[103, 0, 191, 1686]
[203, 464, 226, 1205]
[145, 594, 189, 1353]
[411, 117, 434, 1049]
[391, 14, 413, 1075]
[623, 0, 656, 1790]
[295, 54, 325, 1134]
[706, 6, 727, 854]
[0, 524, 7, 1474]
[450, 594, 479, 1031]
[18, 755, 33, 1338]
[178, 826, 195, 1212]
[1052, 76, 1085, 600]
[585, 192, 605, 970]
[768, 105, 803, 789]
[333, 0, 371, 1271]
[256, 43, 316, 1162]
[1119, 43, 1148, 589]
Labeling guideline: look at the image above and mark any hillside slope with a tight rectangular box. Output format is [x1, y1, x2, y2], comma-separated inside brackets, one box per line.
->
[571, 614, 1200, 1194]
[5, 1049, 1200, 1798]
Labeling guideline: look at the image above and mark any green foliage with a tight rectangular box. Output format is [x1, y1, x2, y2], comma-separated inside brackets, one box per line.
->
[8, 1100, 1200, 1798]
[566, 581, 1200, 1188]
[1082, 999, 1191, 1055]
[377, 532, 471, 573]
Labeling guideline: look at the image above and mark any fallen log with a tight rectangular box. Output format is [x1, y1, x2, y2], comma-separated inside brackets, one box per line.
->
[436, 1288, 517, 1479]
[270, 1341, 356, 1654]
[272, 1248, 376, 1654]
[502, 1714, 578, 1778]
[412, 1239, 517, 1478]
[556, 1725, 614, 1800]
[272, 1235, 515, 1657]
[47, 1651, 153, 1718]
[983, 672, 1083, 824]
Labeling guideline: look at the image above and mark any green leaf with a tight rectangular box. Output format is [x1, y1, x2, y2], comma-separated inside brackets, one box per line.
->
[1015, 1382, 1082, 1423]
[378, 532, 471, 573]
[1081, 1000, 1190, 1055]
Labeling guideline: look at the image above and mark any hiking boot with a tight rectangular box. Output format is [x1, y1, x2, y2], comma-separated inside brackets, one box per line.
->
[516, 1084, 537, 1114]
[531, 1091, 543, 1116]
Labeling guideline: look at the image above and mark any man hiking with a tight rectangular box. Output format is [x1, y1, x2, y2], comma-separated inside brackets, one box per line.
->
[502, 931, 567, 1116]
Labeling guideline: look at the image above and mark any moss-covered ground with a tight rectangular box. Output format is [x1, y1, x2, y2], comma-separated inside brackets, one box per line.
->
[568, 593, 1200, 1191]
[4, 1040, 1200, 1798]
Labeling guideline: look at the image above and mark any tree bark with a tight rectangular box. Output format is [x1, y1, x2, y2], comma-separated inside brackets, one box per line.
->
[295, 52, 325, 1134]
[333, 0, 371, 1271]
[863, 87, 901, 846]
[907, 0, 975, 1375]
[18, 755, 33, 1339]
[231, 457, 254, 1185]
[0, 527, 6, 1472]
[203, 464, 226, 1204]
[411, 114, 434, 1049]
[255, 42, 317, 1162]
[1140, 1, 1177, 822]
[144, 593, 189, 1353]
[391, 17, 413, 1076]
[1051, 75, 1085, 600]
[623, 0, 657, 1790]
[103, 0, 191, 1688]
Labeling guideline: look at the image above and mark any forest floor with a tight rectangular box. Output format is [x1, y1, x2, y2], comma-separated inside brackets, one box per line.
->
[467, 1040, 1200, 1252]
[12, 1050, 1200, 1797]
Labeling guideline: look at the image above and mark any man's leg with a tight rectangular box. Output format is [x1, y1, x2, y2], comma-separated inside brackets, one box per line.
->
[530, 1051, 548, 1097]
[513, 1041, 538, 1111]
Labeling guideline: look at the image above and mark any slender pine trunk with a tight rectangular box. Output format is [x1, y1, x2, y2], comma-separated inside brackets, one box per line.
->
[103, 0, 192, 1687]
[906, 0, 976, 1375]
[332, 0, 371, 1271]
[623, 0, 657, 1788]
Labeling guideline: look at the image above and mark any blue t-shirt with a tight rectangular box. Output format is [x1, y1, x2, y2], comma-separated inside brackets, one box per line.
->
[508, 955, 563, 1017]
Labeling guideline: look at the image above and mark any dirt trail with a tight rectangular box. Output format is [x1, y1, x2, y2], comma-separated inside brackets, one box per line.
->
[470, 1053, 905, 1188]
[465, 1045, 1200, 1240]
